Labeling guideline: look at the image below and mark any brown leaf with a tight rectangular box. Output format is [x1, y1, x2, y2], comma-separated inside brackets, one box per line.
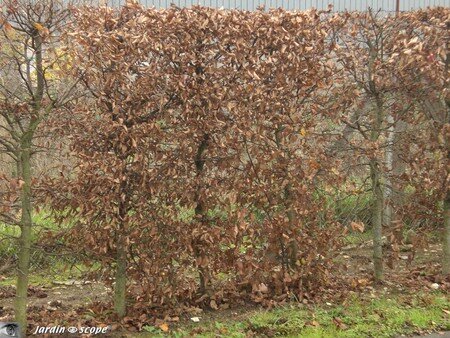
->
[210, 300, 218, 310]
[333, 317, 348, 330]
[350, 221, 365, 233]
[159, 323, 169, 332]
[18, 180, 25, 189]
[33, 22, 45, 31]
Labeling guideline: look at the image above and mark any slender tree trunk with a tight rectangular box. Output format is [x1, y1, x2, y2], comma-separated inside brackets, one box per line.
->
[114, 232, 127, 317]
[284, 182, 298, 270]
[442, 21, 450, 276]
[370, 158, 384, 282]
[14, 30, 44, 331]
[444, 119, 450, 275]
[383, 113, 395, 230]
[392, 120, 407, 224]
[194, 134, 209, 294]
[367, 37, 385, 281]
[370, 92, 384, 282]
[114, 179, 128, 317]
[274, 126, 292, 271]
[443, 190, 450, 275]
[14, 134, 32, 330]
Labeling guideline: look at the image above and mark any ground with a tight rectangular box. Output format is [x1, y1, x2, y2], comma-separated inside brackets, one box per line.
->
[0, 233, 449, 337]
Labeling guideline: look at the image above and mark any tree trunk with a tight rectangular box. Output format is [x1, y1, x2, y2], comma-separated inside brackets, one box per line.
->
[370, 158, 384, 282]
[14, 134, 32, 330]
[194, 134, 209, 294]
[284, 182, 298, 270]
[367, 42, 385, 282]
[14, 30, 44, 331]
[114, 184, 128, 317]
[371, 93, 384, 282]
[383, 113, 395, 230]
[443, 191, 450, 275]
[114, 233, 127, 317]
[442, 21, 450, 276]
[392, 120, 407, 224]
[273, 126, 292, 271]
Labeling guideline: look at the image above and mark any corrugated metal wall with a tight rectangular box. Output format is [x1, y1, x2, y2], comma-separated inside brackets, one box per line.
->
[100, 0, 449, 11]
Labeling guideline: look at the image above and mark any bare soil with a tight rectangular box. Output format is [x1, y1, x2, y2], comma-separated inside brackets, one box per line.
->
[0, 281, 110, 320]
[0, 239, 448, 336]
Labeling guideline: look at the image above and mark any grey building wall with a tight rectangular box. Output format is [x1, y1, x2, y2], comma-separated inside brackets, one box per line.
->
[0, 0, 448, 11]
[101, 0, 449, 11]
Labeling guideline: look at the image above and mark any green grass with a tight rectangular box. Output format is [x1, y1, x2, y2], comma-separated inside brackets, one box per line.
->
[0, 209, 60, 247]
[0, 209, 90, 276]
[343, 230, 372, 246]
[140, 292, 450, 337]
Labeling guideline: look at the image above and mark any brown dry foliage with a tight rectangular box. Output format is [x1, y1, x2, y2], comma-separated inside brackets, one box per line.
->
[38, 3, 449, 315]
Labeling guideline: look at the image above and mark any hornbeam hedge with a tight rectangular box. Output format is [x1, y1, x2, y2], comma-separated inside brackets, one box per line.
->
[37, 2, 449, 318]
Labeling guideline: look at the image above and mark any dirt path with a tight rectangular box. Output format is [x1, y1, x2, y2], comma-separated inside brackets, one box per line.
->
[0, 281, 111, 319]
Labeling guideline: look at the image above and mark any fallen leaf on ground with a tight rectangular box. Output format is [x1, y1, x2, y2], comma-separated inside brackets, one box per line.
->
[159, 323, 169, 332]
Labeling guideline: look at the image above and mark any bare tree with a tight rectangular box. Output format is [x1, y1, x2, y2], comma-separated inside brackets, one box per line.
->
[0, 0, 77, 328]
